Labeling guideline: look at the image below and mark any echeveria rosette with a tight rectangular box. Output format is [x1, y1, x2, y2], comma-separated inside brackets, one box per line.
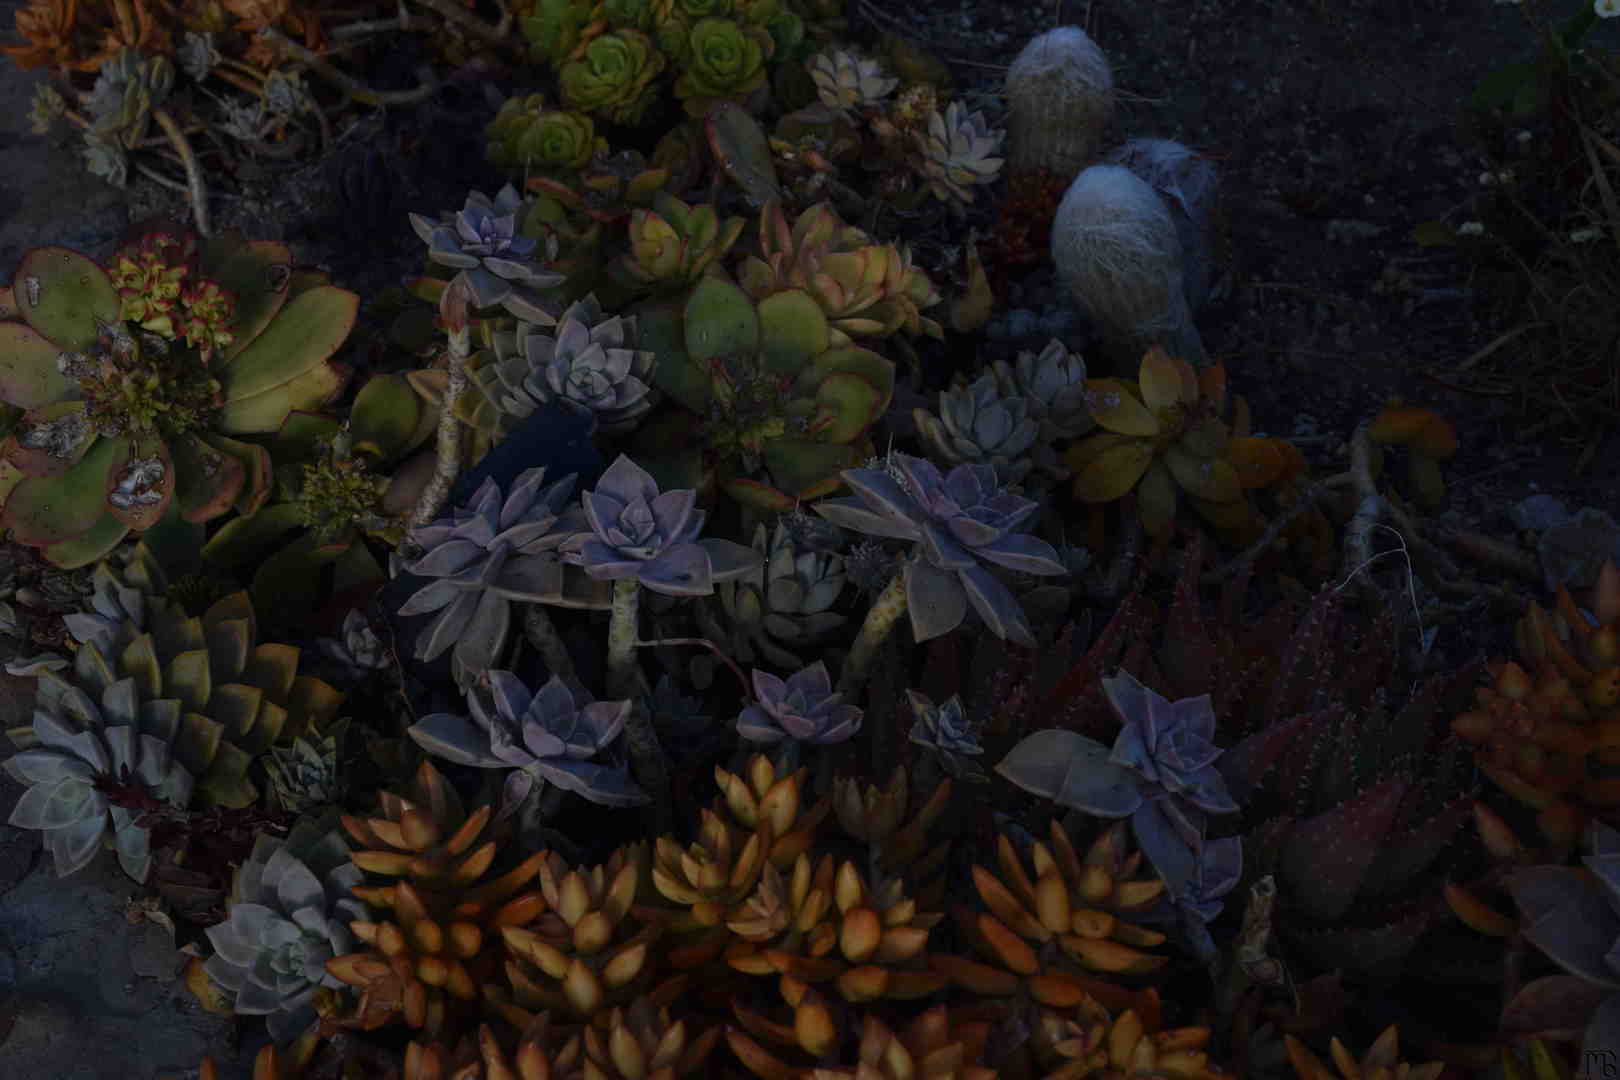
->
[203, 817, 368, 1042]
[1506, 821, 1620, 1054]
[4, 668, 193, 881]
[510, 294, 657, 435]
[397, 466, 592, 684]
[736, 660, 862, 746]
[409, 670, 647, 808]
[813, 453, 1066, 648]
[562, 454, 760, 597]
[996, 669, 1241, 949]
[408, 185, 565, 324]
[906, 689, 986, 782]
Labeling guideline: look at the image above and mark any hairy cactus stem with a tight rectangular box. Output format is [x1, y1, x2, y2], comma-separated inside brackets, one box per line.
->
[609, 578, 672, 829]
[150, 106, 210, 236]
[838, 569, 908, 696]
[409, 287, 472, 530]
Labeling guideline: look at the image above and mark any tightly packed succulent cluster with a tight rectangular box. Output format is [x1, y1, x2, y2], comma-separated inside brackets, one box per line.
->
[2, 9, 1609, 1080]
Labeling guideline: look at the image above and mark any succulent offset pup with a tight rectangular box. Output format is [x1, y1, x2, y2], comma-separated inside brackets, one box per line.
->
[0, 232, 356, 567]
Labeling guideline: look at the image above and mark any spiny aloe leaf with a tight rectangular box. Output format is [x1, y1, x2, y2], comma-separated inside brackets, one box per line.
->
[1281, 776, 1409, 923]
[13, 247, 120, 352]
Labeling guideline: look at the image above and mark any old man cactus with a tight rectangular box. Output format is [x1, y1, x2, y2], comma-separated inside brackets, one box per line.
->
[0, 231, 356, 567]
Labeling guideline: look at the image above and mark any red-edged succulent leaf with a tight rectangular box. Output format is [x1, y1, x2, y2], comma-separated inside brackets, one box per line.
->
[1501, 975, 1614, 1038]
[171, 432, 247, 522]
[0, 321, 77, 408]
[2, 433, 128, 546]
[104, 437, 174, 531]
[199, 432, 273, 516]
[3, 401, 94, 476]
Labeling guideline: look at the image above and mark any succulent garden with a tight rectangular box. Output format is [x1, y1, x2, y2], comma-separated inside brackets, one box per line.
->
[3, 0, 1620, 1077]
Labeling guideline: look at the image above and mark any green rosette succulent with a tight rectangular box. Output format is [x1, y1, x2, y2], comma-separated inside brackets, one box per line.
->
[673, 18, 773, 106]
[518, 0, 603, 66]
[618, 192, 747, 289]
[486, 94, 602, 173]
[558, 29, 668, 127]
[0, 233, 356, 569]
[635, 275, 894, 511]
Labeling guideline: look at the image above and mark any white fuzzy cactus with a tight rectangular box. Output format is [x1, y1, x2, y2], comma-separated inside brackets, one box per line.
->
[1003, 26, 1115, 179]
[1050, 164, 1206, 366]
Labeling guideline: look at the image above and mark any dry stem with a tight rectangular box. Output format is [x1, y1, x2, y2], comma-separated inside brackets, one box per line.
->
[151, 106, 210, 236]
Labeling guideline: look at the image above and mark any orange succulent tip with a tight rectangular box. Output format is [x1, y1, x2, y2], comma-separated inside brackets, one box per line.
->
[1072, 908, 1117, 940]
[1367, 404, 1459, 459]
[1444, 881, 1517, 938]
[1471, 801, 1525, 860]
[447, 921, 482, 958]
[980, 912, 1040, 975]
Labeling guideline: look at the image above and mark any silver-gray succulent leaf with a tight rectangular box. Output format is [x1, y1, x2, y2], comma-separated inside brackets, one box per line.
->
[409, 670, 647, 807]
[718, 522, 848, 668]
[992, 338, 1095, 450]
[737, 660, 862, 745]
[814, 453, 1066, 647]
[408, 184, 567, 323]
[3, 669, 193, 881]
[914, 373, 1039, 484]
[484, 294, 657, 436]
[203, 814, 368, 1043]
[906, 690, 986, 780]
[397, 466, 594, 686]
[561, 454, 762, 598]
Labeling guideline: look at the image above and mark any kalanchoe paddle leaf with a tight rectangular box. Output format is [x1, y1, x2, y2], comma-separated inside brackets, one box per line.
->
[736, 660, 862, 745]
[562, 453, 761, 597]
[409, 670, 647, 807]
[814, 453, 1065, 645]
[202, 815, 368, 1042]
[397, 465, 596, 684]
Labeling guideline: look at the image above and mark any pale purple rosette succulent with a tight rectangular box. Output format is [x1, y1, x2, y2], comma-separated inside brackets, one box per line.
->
[814, 453, 1066, 646]
[409, 184, 566, 323]
[1505, 820, 1620, 1054]
[736, 661, 863, 746]
[997, 668, 1240, 949]
[409, 670, 646, 807]
[397, 467, 589, 684]
[561, 454, 760, 597]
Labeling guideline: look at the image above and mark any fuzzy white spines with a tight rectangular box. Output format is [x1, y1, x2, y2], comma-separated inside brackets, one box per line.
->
[1051, 164, 1207, 366]
[1003, 26, 1115, 178]
[1107, 137, 1220, 312]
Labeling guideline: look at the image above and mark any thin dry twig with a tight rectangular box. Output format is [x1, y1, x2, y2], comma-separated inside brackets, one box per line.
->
[151, 106, 210, 235]
[409, 283, 471, 530]
[257, 27, 440, 106]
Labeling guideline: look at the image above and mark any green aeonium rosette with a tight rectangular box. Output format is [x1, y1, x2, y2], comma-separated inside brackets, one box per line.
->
[674, 18, 772, 103]
[558, 29, 668, 126]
